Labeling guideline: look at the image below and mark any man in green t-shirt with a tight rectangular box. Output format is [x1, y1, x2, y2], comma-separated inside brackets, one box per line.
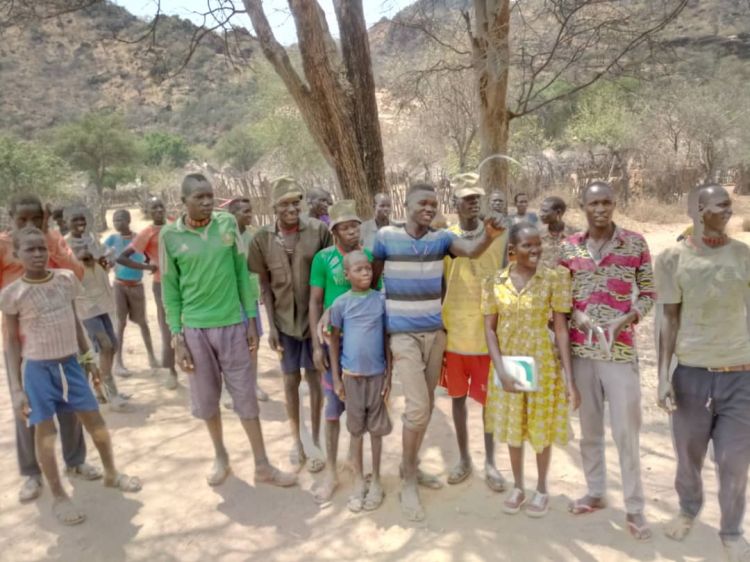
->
[308, 200, 374, 503]
[161, 174, 295, 489]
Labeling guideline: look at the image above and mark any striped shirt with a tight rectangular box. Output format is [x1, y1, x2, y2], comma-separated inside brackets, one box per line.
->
[0, 269, 81, 360]
[372, 225, 456, 334]
[559, 226, 655, 363]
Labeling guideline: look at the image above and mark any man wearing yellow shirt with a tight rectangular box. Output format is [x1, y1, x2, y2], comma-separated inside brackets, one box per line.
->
[441, 181, 508, 490]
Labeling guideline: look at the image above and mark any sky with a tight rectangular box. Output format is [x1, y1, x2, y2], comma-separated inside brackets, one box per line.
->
[116, 0, 415, 45]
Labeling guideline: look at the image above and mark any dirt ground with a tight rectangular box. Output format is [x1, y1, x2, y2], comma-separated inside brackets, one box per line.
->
[1, 200, 747, 562]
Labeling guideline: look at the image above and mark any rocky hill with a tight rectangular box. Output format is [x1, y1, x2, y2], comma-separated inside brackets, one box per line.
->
[1, 0, 749, 145]
[0, 1, 255, 144]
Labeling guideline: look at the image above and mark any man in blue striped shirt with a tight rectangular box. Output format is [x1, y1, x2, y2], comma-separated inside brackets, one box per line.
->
[372, 182, 506, 521]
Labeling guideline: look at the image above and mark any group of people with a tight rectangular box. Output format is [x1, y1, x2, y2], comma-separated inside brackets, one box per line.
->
[2, 173, 749, 561]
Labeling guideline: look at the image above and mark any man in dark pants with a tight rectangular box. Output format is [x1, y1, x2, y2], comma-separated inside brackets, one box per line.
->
[0, 195, 101, 502]
[249, 177, 333, 472]
[657, 184, 750, 561]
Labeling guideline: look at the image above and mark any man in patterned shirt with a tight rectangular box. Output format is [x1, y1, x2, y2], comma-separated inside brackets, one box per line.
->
[559, 181, 655, 541]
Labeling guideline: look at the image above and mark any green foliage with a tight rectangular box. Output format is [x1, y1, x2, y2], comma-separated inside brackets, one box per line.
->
[143, 131, 190, 167]
[215, 125, 264, 171]
[52, 111, 141, 192]
[0, 136, 70, 202]
[566, 82, 639, 150]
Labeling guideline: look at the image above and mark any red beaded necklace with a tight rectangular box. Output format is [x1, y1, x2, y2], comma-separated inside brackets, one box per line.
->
[185, 215, 210, 228]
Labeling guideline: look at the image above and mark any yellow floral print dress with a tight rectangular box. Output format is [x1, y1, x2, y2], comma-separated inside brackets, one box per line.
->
[482, 264, 572, 453]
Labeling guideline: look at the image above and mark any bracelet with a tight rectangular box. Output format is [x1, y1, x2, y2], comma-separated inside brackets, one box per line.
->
[78, 350, 95, 366]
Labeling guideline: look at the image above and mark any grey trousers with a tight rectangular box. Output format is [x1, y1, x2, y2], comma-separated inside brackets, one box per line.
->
[152, 282, 175, 369]
[672, 364, 750, 539]
[574, 357, 645, 514]
[5, 361, 86, 476]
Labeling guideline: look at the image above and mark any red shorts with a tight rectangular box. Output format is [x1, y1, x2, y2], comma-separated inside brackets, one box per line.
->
[440, 352, 491, 405]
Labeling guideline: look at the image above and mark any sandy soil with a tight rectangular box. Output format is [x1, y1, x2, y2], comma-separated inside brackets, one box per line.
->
[1, 201, 747, 562]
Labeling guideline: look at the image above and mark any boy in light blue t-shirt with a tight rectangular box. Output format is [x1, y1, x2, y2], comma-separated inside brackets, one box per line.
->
[329, 250, 391, 514]
[103, 209, 158, 376]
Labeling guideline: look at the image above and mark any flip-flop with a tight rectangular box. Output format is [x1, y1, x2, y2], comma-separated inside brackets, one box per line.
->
[289, 447, 307, 472]
[256, 466, 297, 488]
[18, 476, 42, 503]
[363, 485, 385, 511]
[664, 513, 694, 542]
[447, 463, 473, 485]
[503, 488, 526, 515]
[525, 492, 549, 518]
[66, 463, 103, 481]
[568, 497, 606, 515]
[628, 520, 653, 541]
[485, 470, 507, 493]
[399, 492, 425, 522]
[399, 465, 443, 489]
[307, 457, 325, 474]
[107, 473, 142, 492]
[53, 498, 86, 526]
[206, 464, 231, 487]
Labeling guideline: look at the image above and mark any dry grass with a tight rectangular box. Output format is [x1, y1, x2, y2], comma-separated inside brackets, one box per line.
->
[620, 196, 686, 224]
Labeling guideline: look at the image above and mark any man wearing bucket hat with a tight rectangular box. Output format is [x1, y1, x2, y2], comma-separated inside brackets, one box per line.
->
[249, 177, 333, 473]
[442, 173, 509, 491]
[308, 199, 378, 504]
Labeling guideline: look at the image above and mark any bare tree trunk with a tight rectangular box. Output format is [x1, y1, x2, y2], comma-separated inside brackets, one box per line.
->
[471, 0, 511, 193]
[243, 0, 385, 217]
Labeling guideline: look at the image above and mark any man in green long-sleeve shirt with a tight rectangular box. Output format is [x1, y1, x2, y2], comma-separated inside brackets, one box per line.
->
[160, 173, 296, 488]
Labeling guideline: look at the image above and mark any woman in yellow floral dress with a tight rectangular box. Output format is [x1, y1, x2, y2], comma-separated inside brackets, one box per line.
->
[483, 222, 579, 518]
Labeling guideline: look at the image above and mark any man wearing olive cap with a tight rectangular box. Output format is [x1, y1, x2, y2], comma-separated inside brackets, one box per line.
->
[248, 177, 333, 472]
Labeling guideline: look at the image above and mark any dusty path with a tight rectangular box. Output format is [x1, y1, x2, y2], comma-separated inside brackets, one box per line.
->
[1, 203, 746, 562]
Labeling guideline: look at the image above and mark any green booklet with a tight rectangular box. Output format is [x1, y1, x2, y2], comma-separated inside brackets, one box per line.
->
[493, 356, 539, 392]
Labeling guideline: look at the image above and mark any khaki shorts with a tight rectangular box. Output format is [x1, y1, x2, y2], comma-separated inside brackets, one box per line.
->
[390, 330, 446, 431]
[343, 373, 392, 437]
[114, 282, 147, 324]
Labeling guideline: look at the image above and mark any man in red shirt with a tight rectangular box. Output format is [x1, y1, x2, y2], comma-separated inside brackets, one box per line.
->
[117, 197, 177, 389]
[1, 195, 101, 503]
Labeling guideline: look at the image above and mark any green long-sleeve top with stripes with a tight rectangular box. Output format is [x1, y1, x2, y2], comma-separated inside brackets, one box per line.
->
[159, 211, 256, 335]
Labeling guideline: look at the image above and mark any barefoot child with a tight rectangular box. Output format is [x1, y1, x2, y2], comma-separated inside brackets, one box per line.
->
[1, 226, 141, 525]
[103, 209, 158, 376]
[329, 251, 391, 512]
[483, 223, 579, 518]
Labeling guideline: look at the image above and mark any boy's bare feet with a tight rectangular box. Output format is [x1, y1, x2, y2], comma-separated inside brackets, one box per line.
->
[626, 512, 652, 541]
[66, 462, 103, 481]
[52, 497, 86, 526]
[664, 512, 695, 541]
[104, 472, 142, 492]
[255, 464, 297, 487]
[363, 480, 385, 511]
[312, 471, 338, 504]
[400, 482, 425, 522]
[568, 494, 607, 515]
[206, 457, 231, 487]
[18, 475, 42, 503]
[347, 477, 368, 513]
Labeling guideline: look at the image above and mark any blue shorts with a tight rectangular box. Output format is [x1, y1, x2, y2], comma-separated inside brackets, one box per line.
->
[82, 314, 117, 352]
[23, 355, 99, 426]
[322, 344, 345, 420]
[278, 332, 315, 374]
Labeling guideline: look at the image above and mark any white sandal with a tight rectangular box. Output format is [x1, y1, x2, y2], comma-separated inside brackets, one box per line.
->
[502, 487, 526, 515]
[526, 491, 549, 518]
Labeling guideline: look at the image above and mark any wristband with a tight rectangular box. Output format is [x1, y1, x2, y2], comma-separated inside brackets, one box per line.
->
[78, 350, 95, 366]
